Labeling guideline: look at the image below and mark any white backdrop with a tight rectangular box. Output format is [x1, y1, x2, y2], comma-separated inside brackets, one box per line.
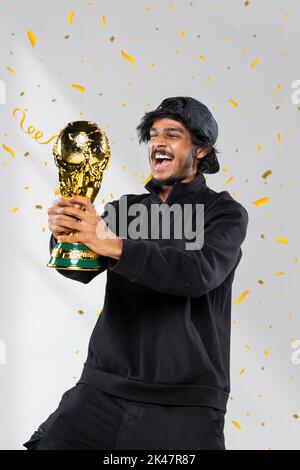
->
[0, 0, 299, 450]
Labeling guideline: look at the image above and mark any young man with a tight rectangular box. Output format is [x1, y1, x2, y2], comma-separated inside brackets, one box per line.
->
[24, 96, 248, 450]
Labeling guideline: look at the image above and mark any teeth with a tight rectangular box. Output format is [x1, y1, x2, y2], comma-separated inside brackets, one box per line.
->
[154, 154, 172, 160]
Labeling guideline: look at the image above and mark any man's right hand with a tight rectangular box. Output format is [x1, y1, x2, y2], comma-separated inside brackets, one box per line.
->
[47, 196, 83, 240]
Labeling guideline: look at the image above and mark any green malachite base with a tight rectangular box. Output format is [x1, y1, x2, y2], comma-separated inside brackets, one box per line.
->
[47, 242, 104, 271]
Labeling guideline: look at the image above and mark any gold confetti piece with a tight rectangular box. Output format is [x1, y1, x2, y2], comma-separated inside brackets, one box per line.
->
[273, 272, 284, 276]
[42, 227, 46, 232]
[2, 143, 15, 158]
[175, 49, 181, 55]
[258, 279, 264, 284]
[231, 420, 241, 430]
[110, 192, 114, 198]
[110, 35, 116, 42]
[142, 173, 152, 185]
[251, 57, 260, 68]
[277, 132, 282, 144]
[253, 197, 270, 207]
[293, 414, 299, 419]
[35, 204, 42, 209]
[245, 345, 251, 350]
[97, 308, 103, 317]
[239, 368, 246, 376]
[54, 188, 60, 195]
[6, 66, 15, 75]
[198, 53, 207, 62]
[257, 144, 262, 151]
[275, 83, 281, 94]
[276, 237, 288, 244]
[169, 2, 174, 8]
[77, 309, 84, 315]
[225, 176, 234, 185]
[27, 30, 37, 47]
[71, 84, 86, 93]
[262, 170, 272, 179]
[180, 31, 186, 37]
[120, 50, 135, 65]
[233, 290, 250, 304]
[102, 16, 107, 27]
[244, 0, 250, 6]
[263, 349, 270, 356]
[24, 186, 30, 190]
[67, 11, 75, 23]
[75, 349, 80, 354]
[229, 99, 239, 108]
[11, 206, 18, 213]
[294, 257, 298, 262]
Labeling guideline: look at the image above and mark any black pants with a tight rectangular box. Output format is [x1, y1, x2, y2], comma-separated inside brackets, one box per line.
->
[23, 383, 226, 450]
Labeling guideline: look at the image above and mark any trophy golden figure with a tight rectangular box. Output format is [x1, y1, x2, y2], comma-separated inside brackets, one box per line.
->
[47, 120, 111, 271]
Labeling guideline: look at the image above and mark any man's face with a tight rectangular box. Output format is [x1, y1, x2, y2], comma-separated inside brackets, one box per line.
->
[148, 117, 200, 186]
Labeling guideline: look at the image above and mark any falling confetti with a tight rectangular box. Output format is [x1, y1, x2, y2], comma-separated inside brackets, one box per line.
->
[229, 99, 239, 108]
[233, 290, 250, 304]
[239, 369, 246, 376]
[11, 206, 18, 213]
[120, 50, 135, 65]
[77, 309, 84, 315]
[253, 197, 270, 207]
[276, 237, 288, 244]
[225, 176, 234, 185]
[102, 16, 107, 27]
[97, 308, 103, 317]
[251, 57, 260, 68]
[263, 349, 270, 356]
[275, 83, 281, 94]
[35, 204, 43, 209]
[277, 132, 282, 144]
[71, 84, 86, 93]
[27, 30, 37, 47]
[262, 170, 272, 179]
[198, 53, 207, 62]
[142, 173, 152, 185]
[67, 11, 75, 23]
[6, 66, 15, 75]
[2, 143, 15, 158]
[231, 420, 241, 430]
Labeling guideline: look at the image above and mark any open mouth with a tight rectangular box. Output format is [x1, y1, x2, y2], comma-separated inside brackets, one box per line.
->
[151, 152, 174, 171]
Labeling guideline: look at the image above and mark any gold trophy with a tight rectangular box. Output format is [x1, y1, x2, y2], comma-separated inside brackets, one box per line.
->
[47, 120, 111, 271]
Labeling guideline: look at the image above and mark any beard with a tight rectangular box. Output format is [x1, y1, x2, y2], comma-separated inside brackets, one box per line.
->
[150, 147, 198, 188]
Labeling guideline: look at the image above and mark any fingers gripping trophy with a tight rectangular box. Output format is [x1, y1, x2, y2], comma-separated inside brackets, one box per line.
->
[47, 121, 111, 271]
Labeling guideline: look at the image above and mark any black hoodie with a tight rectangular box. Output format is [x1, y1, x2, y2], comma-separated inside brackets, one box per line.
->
[49, 171, 248, 412]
